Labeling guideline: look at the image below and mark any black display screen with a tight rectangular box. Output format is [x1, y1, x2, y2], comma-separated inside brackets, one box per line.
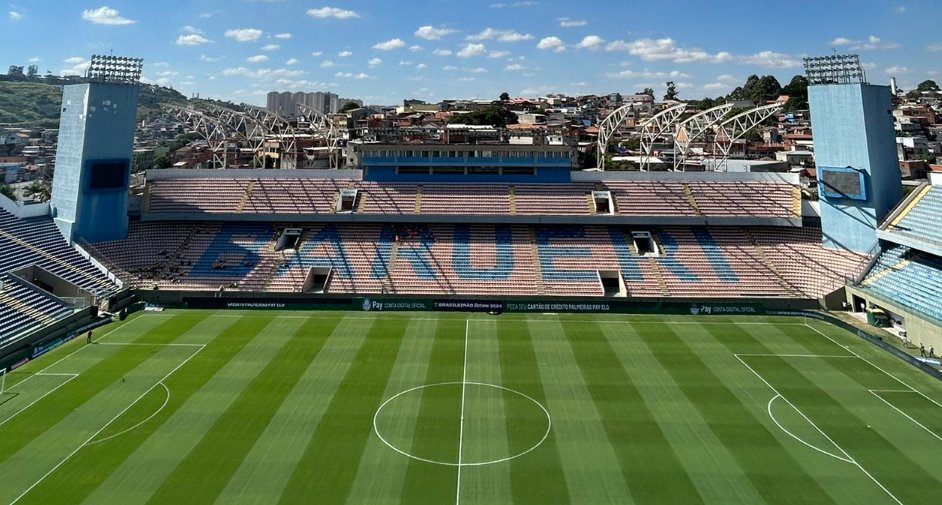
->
[820, 168, 866, 200]
[87, 160, 128, 190]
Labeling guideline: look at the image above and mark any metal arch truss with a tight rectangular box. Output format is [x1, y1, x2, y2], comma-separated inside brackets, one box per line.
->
[638, 102, 687, 171]
[169, 107, 230, 169]
[596, 103, 637, 171]
[297, 104, 342, 169]
[673, 103, 735, 171]
[712, 103, 783, 171]
[241, 106, 300, 169]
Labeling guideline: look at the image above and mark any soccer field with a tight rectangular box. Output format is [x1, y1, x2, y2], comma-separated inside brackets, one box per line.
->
[0, 310, 940, 505]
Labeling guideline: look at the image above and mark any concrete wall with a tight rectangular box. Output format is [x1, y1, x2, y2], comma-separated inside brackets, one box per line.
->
[846, 285, 942, 351]
[809, 83, 902, 252]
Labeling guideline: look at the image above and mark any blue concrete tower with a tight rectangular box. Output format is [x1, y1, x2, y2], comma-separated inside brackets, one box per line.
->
[51, 55, 142, 243]
[806, 54, 902, 253]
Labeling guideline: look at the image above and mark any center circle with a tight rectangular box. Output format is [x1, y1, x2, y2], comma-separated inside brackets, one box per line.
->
[373, 382, 551, 467]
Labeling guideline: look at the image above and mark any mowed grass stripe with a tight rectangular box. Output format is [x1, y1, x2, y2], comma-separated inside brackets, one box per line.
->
[602, 322, 769, 505]
[562, 320, 705, 505]
[343, 318, 444, 505]
[143, 316, 336, 505]
[497, 319, 570, 505]
[631, 322, 838, 505]
[76, 315, 285, 505]
[0, 314, 202, 467]
[396, 319, 466, 505]
[458, 319, 513, 505]
[529, 321, 634, 504]
[10, 313, 245, 505]
[703, 323, 922, 504]
[276, 318, 409, 504]
[214, 316, 377, 505]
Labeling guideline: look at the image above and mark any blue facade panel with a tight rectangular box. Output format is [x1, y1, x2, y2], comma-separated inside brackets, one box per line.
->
[809, 83, 902, 252]
[364, 166, 572, 183]
[52, 83, 140, 243]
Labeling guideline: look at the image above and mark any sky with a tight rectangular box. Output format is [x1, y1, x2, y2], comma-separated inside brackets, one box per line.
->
[3, 1, 941, 106]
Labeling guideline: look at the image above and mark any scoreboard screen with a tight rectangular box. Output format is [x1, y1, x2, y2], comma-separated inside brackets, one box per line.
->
[86, 160, 129, 191]
[819, 167, 867, 201]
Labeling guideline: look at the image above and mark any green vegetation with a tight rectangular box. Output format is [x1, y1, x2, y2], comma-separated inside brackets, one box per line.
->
[1, 310, 940, 504]
[22, 180, 51, 202]
[0, 184, 15, 201]
[689, 74, 809, 112]
[449, 106, 519, 127]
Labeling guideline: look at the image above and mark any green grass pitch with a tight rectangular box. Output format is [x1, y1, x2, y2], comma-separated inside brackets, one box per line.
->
[0, 310, 940, 504]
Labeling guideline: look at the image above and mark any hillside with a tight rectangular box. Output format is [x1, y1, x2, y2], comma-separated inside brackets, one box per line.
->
[0, 79, 195, 127]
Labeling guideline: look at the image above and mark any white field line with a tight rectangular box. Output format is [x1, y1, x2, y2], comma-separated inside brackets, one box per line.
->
[766, 394, 853, 463]
[8, 344, 205, 505]
[804, 322, 942, 411]
[0, 375, 79, 427]
[737, 354, 857, 359]
[735, 354, 905, 505]
[455, 320, 470, 505]
[85, 382, 172, 447]
[6, 315, 148, 392]
[869, 390, 942, 443]
[32, 373, 80, 377]
[95, 342, 204, 348]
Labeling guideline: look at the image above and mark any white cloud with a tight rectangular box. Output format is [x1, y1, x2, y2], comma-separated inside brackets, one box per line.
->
[467, 28, 533, 42]
[558, 17, 586, 27]
[831, 35, 900, 50]
[274, 33, 293, 39]
[261, 44, 280, 51]
[200, 54, 221, 62]
[606, 38, 732, 63]
[311, 51, 323, 57]
[929, 44, 942, 52]
[537, 36, 565, 52]
[740, 51, 801, 69]
[895, 6, 907, 13]
[222, 67, 306, 79]
[306, 6, 359, 19]
[606, 69, 691, 79]
[368, 57, 382, 67]
[416, 63, 427, 69]
[457, 43, 488, 57]
[415, 25, 456, 40]
[490, 1, 538, 7]
[372, 38, 406, 51]
[432, 49, 453, 56]
[320, 59, 336, 68]
[286, 58, 299, 65]
[81, 6, 136, 25]
[505, 64, 526, 71]
[576, 35, 604, 50]
[335, 72, 374, 79]
[488, 51, 510, 58]
[225, 28, 263, 42]
[338, 50, 353, 57]
[409, 45, 423, 52]
[176, 34, 212, 46]
[885, 66, 908, 74]
[9, 11, 24, 21]
[247, 55, 269, 63]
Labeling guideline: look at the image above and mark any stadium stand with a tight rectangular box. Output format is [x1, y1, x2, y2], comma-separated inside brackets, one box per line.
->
[884, 185, 942, 247]
[91, 220, 864, 299]
[858, 244, 942, 322]
[144, 176, 800, 220]
[0, 208, 118, 343]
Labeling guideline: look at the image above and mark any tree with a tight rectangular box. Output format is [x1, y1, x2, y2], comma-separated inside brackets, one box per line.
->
[640, 87, 654, 97]
[782, 75, 809, 111]
[23, 180, 51, 202]
[6, 65, 24, 80]
[499, 91, 510, 101]
[447, 106, 518, 127]
[26, 65, 38, 79]
[663, 81, 679, 101]
[0, 185, 16, 202]
[916, 80, 940, 93]
[339, 101, 360, 113]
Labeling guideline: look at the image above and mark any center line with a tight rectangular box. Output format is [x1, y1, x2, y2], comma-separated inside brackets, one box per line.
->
[456, 319, 470, 505]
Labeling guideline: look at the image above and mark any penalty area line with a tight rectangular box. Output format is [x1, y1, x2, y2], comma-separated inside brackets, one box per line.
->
[8, 344, 204, 505]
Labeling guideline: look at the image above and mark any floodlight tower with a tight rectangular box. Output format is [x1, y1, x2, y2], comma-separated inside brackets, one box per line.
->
[805, 54, 902, 253]
[51, 55, 143, 243]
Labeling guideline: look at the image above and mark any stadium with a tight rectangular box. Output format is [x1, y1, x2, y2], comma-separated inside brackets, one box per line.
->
[0, 54, 940, 504]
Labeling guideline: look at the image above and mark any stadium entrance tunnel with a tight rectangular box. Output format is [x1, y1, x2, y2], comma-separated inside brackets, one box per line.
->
[372, 382, 551, 466]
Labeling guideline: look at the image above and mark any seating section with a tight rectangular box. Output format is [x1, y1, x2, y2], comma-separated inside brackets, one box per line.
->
[860, 244, 942, 322]
[146, 177, 799, 219]
[0, 209, 116, 297]
[0, 274, 72, 344]
[92, 221, 863, 299]
[889, 186, 942, 245]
